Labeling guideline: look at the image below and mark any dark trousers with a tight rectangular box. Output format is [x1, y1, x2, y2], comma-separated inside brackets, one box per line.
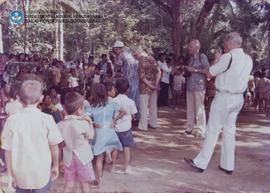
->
[158, 82, 169, 106]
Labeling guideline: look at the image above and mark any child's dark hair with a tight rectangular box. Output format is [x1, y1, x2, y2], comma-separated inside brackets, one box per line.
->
[50, 86, 61, 94]
[42, 90, 51, 98]
[104, 82, 115, 93]
[73, 86, 84, 95]
[64, 92, 84, 115]
[115, 78, 129, 94]
[90, 83, 108, 107]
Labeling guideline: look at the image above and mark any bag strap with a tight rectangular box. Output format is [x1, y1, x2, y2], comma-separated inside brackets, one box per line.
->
[199, 53, 202, 65]
[222, 53, 232, 74]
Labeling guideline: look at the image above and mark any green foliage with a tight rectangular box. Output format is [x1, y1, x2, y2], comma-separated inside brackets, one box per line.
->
[0, 0, 269, 67]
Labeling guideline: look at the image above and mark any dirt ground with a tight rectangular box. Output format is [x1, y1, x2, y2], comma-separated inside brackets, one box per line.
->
[0, 106, 270, 193]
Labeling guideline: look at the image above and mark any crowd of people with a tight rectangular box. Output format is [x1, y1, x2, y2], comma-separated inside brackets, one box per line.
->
[0, 32, 269, 193]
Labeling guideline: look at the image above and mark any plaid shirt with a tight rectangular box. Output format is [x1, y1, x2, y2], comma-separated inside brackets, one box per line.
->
[139, 58, 159, 95]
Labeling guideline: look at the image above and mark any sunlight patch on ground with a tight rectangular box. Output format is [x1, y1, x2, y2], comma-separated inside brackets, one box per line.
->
[135, 137, 189, 148]
[237, 126, 270, 134]
[236, 140, 270, 147]
[130, 166, 172, 177]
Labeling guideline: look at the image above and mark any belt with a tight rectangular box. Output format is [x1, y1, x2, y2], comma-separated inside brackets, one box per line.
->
[216, 89, 243, 95]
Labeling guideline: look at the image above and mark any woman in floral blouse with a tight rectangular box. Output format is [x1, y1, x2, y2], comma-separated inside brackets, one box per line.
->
[135, 52, 161, 131]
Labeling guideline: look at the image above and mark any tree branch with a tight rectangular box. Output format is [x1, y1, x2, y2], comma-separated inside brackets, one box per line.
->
[152, 0, 172, 17]
[192, 0, 219, 38]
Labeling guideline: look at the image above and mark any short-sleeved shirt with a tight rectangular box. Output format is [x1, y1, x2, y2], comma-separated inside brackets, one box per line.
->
[85, 101, 120, 129]
[158, 61, 172, 84]
[115, 51, 139, 85]
[5, 99, 23, 116]
[139, 58, 159, 95]
[68, 76, 79, 88]
[186, 53, 210, 91]
[57, 115, 94, 166]
[209, 48, 253, 94]
[1, 105, 63, 189]
[112, 94, 137, 132]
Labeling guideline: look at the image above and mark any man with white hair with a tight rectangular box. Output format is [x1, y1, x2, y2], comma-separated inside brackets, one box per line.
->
[185, 39, 210, 137]
[113, 41, 140, 112]
[184, 32, 253, 174]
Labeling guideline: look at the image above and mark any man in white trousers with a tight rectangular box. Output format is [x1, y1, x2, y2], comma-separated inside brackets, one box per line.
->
[137, 53, 161, 131]
[185, 39, 209, 138]
[184, 32, 253, 174]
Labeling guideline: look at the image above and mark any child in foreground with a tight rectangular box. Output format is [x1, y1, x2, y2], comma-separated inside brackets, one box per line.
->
[113, 78, 137, 173]
[85, 83, 125, 186]
[58, 91, 95, 193]
[1, 74, 63, 193]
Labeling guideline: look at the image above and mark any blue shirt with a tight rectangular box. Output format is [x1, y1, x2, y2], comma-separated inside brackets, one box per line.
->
[85, 101, 120, 129]
[186, 53, 210, 91]
[115, 51, 139, 85]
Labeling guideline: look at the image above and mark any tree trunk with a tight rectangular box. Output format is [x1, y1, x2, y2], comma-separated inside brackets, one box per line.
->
[59, 2, 64, 60]
[55, 22, 59, 59]
[54, 0, 59, 59]
[266, 3, 270, 119]
[59, 20, 64, 60]
[171, 0, 181, 62]
[25, 0, 30, 11]
[268, 27, 270, 75]
[152, 0, 181, 62]
[0, 24, 3, 53]
[22, 0, 30, 53]
[192, 0, 219, 38]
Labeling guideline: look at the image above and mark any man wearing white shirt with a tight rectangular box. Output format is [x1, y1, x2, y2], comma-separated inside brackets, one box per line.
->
[158, 54, 172, 106]
[184, 32, 253, 174]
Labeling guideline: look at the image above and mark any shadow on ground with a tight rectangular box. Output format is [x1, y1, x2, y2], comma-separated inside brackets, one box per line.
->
[0, 106, 269, 193]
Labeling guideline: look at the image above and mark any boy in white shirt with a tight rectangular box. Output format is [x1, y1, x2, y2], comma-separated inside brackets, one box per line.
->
[58, 92, 95, 193]
[113, 78, 137, 173]
[1, 74, 63, 193]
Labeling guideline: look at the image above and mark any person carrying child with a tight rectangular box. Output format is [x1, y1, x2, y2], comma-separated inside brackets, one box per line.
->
[1, 74, 63, 193]
[58, 92, 95, 193]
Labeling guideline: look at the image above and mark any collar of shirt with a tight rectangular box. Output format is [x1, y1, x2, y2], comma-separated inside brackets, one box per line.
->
[65, 114, 83, 120]
[229, 48, 244, 55]
[117, 94, 128, 99]
[23, 105, 40, 112]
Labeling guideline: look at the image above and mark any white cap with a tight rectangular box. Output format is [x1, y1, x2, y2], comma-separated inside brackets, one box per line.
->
[113, 40, 124, 48]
